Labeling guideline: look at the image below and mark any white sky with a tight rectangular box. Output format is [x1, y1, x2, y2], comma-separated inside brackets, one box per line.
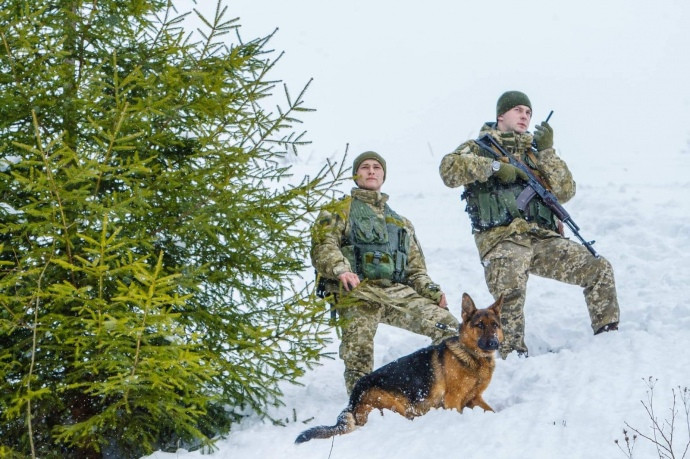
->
[177, 0, 690, 189]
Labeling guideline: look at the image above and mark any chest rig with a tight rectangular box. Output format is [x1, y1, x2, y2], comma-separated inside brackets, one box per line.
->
[462, 138, 559, 233]
[341, 198, 410, 284]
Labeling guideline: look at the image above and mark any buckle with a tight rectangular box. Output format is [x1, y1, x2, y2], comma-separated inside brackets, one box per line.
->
[372, 250, 383, 264]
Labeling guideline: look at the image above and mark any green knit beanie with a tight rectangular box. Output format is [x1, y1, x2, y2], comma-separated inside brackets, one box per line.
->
[496, 91, 532, 117]
[352, 151, 386, 181]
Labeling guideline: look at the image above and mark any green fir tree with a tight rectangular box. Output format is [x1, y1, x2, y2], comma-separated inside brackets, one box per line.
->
[0, 1, 346, 457]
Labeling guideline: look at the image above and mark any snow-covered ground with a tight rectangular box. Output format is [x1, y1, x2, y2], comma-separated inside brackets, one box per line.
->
[144, 138, 690, 459]
[144, 1, 690, 457]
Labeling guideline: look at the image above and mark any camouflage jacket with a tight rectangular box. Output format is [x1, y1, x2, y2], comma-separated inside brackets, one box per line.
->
[439, 123, 576, 257]
[311, 188, 441, 299]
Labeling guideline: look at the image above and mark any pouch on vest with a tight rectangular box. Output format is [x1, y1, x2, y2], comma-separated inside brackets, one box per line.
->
[463, 180, 556, 231]
[351, 213, 388, 244]
[361, 250, 395, 280]
[532, 200, 558, 229]
[342, 199, 409, 283]
[472, 189, 520, 229]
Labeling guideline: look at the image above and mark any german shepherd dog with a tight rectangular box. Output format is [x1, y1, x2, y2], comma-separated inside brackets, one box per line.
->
[295, 293, 503, 444]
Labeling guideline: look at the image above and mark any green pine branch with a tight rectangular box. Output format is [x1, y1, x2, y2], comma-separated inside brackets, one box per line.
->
[0, 1, 348, 456]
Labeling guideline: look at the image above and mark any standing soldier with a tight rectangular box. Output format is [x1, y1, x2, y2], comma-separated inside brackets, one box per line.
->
[439, 91, 620, 358]
[312, 151, 459, 393]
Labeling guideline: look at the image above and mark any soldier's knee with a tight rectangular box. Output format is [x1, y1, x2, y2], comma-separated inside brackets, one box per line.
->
[429, 316, 460, 344]
[587, 253, 612, 271]
[598, 257, 616, 279]
[582, 255, 616, 287]
[433, 307, 460, 330]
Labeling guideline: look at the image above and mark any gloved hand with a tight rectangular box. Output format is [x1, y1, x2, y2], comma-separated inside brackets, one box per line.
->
[533, 121, 554, 151]
[493, 162, 528, 183]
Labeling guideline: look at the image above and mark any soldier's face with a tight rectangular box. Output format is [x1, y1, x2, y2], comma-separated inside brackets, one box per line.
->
[497, 105, 532, 134]
[355, 159, 385, 191]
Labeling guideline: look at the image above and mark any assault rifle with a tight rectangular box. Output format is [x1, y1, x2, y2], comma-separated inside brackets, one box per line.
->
[474, 120, 599, 258]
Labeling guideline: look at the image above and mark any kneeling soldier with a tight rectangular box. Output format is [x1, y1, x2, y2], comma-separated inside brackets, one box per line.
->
[312, 151, 460, 393]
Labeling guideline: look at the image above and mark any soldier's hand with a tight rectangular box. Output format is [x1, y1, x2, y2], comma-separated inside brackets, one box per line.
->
[438, 293, 448, 309]
[533, 121, 554, 151]
[338, 272, 360, 291]
[493, 162, 528, 183]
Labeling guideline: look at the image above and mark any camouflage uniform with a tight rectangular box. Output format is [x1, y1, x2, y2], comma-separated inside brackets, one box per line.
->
[311, 187, 459, 393]
[439, 123, 620, 358]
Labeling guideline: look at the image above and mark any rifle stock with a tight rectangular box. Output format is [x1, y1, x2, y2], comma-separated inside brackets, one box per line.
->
[475, 134, 599, 258]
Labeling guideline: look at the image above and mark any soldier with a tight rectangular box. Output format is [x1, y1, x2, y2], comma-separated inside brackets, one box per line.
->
[312, 151, 459, 393]
[439, 91, 620, 358]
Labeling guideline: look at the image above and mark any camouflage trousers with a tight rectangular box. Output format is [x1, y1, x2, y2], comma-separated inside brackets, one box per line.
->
[337, 282, 459, 394]
[481, 232, 620, 358]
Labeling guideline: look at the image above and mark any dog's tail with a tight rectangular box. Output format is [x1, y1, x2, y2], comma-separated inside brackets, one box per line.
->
[294, 409, 356, 444]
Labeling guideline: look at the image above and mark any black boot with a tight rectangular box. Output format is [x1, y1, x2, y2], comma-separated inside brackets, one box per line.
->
[594, 322, 619, 335]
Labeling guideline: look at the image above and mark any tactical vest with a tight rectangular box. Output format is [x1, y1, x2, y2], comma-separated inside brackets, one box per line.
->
[340, 198, 410, 283]
[462, 143, 559, 233]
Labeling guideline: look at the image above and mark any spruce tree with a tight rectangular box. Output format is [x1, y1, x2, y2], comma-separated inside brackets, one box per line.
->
[0, 1, 344, 456]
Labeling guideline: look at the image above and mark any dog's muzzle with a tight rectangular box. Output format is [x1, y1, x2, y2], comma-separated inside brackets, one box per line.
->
[478, 336, 500, 351]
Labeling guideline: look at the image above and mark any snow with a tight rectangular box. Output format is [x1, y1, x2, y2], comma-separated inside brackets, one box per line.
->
[144, 165, 690, 459]
[145, 1, 690, 458]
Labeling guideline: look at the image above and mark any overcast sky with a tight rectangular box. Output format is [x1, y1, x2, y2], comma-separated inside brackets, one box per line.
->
[179, 0, 690, 191]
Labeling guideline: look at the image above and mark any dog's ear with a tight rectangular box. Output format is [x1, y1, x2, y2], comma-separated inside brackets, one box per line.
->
[490, 294, 504, 316]
[461, 293, 477, 322]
